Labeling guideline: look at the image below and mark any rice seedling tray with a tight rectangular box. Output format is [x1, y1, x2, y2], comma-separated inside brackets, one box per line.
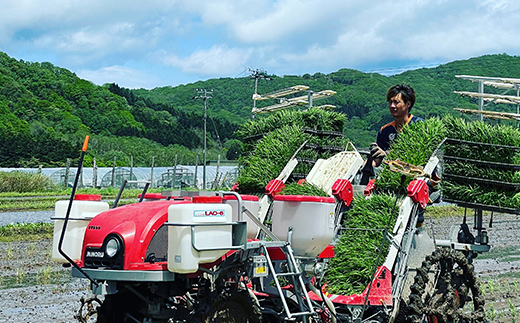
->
[303, 142, 345, 153]
[297, 158, 317, 165]
[445, 138, 520, 151]
[242, 133, 265, 142]
[321, 145, 344, 153]
[443, 173, 520, 189]
[444, 138, 520, 164]
[445, 138, 520, 150]
[302, 128, 344, 137]
[289, 173, 306, 181]
[443, 156, 520, 171]
[443, 198, 520, 215]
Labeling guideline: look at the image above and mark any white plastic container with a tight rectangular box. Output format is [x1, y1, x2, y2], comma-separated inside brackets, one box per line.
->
[306, 149, 364, 196]
[223, 194, 259, 239]
[167, 196, 233, 273]
[51, 194, 110, 263]
[271, 195, 336, 257]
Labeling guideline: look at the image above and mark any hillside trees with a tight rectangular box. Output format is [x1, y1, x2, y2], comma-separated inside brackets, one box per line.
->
[1, 51, 520, 167]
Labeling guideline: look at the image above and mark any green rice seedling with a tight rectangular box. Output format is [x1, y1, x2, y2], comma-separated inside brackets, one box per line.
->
[487, 280, 495, 294]
[442, 181, 520, 209]
[444, 141, 520, 164]
[376, 117, 446, 192]
[443, 115, 520, 164]
[300, 108, 346, 132]
[444, 160, 520, 183]
[6, 243, 14, 260]
[444, 114, 520, 147]
[509, 299, 517, 322]
[15, 268, 26, 284]
[237, 109, 346, 140]
[237, 125, 312, 192]
[237, 110, 304, 139]
[487, 303, 497, 321]
[237, 108, 350, 192]
[441, 116, 520, 210]
[26, 242, 36, 257]
[325, 193, 399, 295]
[37, 266, 53, 285]
[280, 182, 328, 196]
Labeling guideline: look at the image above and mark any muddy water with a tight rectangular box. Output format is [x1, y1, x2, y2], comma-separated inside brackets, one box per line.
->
[0, 210, 54, 226]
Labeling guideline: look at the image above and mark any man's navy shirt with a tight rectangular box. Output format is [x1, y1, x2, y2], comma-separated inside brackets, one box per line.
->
[376, 114, 423, 151]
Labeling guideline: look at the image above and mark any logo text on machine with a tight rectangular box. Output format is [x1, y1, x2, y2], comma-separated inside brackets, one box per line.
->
[194, 209, 225, 217]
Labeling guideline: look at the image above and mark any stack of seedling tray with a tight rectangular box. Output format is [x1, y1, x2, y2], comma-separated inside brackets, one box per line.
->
[236, 109, 349, 193]
[325, 193, 399, 295]
[442, 138, 520, 214]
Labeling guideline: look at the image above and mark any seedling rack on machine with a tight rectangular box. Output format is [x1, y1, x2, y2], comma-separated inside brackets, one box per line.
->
[442, 138, 520, 250]
[51, 138, 494, 323]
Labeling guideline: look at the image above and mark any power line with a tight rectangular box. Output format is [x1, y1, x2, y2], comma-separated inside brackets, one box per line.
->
[192, 88, 213, 189]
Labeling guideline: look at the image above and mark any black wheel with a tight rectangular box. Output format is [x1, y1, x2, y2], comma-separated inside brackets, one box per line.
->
[74, 296, 102, 323]
[96, 292, 142, 323]
[96, 294, 123, 323]
[199, 290, 262, 323]
[407, 248, 485, 323]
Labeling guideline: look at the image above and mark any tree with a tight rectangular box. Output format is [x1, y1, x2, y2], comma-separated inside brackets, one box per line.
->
[224, 139, 243, 160]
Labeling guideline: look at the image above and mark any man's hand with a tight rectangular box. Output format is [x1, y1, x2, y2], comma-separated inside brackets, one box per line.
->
[370, 143, 386, 159]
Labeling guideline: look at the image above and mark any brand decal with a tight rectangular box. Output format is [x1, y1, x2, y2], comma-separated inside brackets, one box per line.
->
[86, 251, 104, 258]
[88, 225, 101, 230]
[194, 209, 225, 217]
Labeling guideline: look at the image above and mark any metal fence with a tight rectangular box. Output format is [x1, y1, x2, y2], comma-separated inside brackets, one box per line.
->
[0, 165, 239, 190]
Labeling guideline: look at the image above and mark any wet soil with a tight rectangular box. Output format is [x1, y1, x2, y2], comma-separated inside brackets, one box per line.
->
[1, 212, 519, 322]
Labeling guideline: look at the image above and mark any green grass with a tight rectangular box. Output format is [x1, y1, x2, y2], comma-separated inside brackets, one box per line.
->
[0, 187, 163, 211]
[0, 171, 57, 193]
[0, 269, 72, 289]
[0, 222, 54, 242]
[425, 204, 465, 218]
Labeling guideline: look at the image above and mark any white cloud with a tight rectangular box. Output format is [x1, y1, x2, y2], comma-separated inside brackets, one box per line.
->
[161, 44, 253, 75]
[184, 0, 360, 44]
[2, 0, 520, 88]
[245, 0, 520, 73]
[77, 65, 162, 89]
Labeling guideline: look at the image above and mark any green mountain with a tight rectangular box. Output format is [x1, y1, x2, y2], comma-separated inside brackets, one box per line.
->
[1, 51, 519, 167]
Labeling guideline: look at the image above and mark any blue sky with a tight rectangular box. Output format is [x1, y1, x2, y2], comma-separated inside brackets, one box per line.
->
[1, 0, 520, 89]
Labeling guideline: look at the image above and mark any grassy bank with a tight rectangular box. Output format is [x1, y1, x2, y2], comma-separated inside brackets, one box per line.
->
[0, 187, 163, 211]
[0, 222, 53, 242]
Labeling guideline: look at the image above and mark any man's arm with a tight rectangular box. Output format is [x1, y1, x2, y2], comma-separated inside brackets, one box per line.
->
[370, 143, 386, 167]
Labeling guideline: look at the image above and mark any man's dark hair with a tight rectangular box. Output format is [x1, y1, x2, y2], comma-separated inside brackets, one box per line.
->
[387, 83, 415, 111]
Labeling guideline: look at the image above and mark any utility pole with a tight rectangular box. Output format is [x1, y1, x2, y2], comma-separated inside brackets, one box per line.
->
[192, 89, 213, 190]
[250, 68, 272, 110]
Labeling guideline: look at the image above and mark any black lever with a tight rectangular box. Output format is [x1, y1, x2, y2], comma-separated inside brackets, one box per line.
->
[360, 146, 375, 185]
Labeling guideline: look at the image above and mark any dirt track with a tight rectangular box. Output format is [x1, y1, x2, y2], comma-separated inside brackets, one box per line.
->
[1, 212, 520, 322]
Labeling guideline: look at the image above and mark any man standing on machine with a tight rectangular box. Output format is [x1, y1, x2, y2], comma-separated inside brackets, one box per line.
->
[369, 83, 441, 225]
[370, 83, 423, 167]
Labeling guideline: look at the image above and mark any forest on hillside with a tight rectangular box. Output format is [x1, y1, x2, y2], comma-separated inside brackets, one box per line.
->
[0, 51, 519, 168]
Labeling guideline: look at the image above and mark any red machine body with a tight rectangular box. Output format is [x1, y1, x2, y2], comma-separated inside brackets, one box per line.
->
[80, 200, 189, 270]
